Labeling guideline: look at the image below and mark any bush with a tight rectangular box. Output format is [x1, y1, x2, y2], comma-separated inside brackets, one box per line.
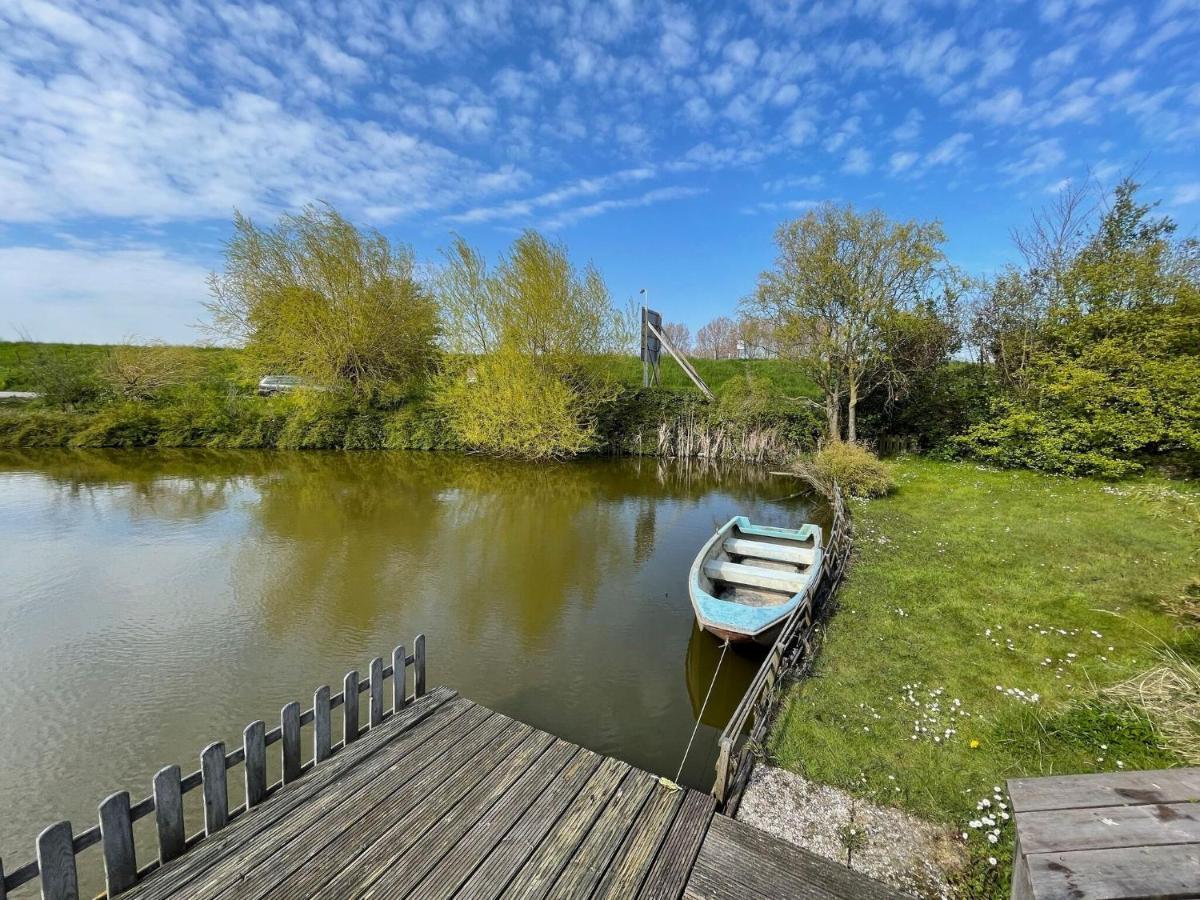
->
[70, 402, 161, 447]
[716, 373, 788, 426]
[434, 349, 601, 459]
[27, 350, 104, 409]
[794, 441, 894, 498]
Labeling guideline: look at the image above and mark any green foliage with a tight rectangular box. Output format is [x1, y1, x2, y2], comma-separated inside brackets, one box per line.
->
[434, 349, 606, 459]
[205, 204, 440, 394]
[0, 409, 78, 447]
[715, 373, 790, 426]
[857, 361, 999, 451]
[958, 180, 1200, 476]
[70, 402, 162, 448]
[794, 441, 894, 498]
[26, 347, 104, 409]
[384, 402, 459, 451]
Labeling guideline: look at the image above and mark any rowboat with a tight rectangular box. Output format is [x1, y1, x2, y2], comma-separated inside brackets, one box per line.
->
[688, 516, 823, 644]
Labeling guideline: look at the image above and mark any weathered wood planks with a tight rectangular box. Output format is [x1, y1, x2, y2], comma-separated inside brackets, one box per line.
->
[684, 814, 906, 900]
[1010, 767, 1200, 900]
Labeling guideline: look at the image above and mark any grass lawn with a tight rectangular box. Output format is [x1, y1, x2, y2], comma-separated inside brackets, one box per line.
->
[769, 457, 1199, 896]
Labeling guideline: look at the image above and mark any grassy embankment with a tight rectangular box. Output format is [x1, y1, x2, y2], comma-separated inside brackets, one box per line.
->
[0, 341, 822, 456]
[770, 457, 1199, 896]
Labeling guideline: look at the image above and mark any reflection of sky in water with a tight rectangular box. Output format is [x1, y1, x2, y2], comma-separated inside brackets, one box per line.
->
[0, 449, 825, 889]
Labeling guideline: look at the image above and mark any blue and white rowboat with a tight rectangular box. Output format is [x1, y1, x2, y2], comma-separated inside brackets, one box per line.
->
[688, 516, 823, 644]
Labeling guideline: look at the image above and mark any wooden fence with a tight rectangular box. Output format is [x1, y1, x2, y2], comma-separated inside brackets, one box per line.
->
[0, 636, 426, 900]
[712, 485, 851, 812]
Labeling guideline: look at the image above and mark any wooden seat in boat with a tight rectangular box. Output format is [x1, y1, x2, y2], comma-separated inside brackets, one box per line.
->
[702, 560, 810, 593]
[723, 537, 815, 566]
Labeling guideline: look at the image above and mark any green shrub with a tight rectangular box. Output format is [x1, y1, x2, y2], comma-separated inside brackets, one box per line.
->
[384, 402, 458, 451]
[70, 402, 161, 447]
[27, 349, 104, 409]
[0, 409, 78, 447]
[433, 349, 604, 459]
[794, 441, 894, 498]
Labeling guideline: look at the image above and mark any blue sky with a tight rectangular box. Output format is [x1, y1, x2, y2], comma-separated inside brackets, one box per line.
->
[1, 0, 1198, 344]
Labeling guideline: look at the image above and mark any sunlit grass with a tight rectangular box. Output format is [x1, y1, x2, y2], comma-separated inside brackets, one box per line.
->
[769, 458, 1198, 894]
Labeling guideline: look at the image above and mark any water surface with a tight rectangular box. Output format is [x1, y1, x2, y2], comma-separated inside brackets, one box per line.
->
[0, 449, 825, 880]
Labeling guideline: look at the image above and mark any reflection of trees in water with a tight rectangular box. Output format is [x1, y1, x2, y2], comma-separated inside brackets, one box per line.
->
[0, 448, 260, 522]
[0, 449, 828, 652]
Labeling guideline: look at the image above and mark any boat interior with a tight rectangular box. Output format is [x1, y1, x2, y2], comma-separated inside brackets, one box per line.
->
[699, 522, 819, 608]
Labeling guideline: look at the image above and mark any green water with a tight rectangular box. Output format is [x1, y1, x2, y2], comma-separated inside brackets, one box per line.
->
[0, 449, 826, 887]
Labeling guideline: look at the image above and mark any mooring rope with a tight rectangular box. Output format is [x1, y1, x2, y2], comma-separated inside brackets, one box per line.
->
[673, 637, 730, 785]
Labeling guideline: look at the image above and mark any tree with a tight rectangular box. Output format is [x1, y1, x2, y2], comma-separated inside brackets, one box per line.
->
[661, 322, 691, 354]
[435, 234, 497, 354]
[204, 204, 439, 394]
[431, 230, 623, 458]
[747, 202, 954, 441]
[968, 268, 1044, 388]
[958, 180, 1200, 475]
[695, 316, 738, 359]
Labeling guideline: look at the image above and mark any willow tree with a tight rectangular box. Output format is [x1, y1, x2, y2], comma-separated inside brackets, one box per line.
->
[747, 203, 953, 441]
[204, 205, 439, 394]
[432, 229, 623, 458]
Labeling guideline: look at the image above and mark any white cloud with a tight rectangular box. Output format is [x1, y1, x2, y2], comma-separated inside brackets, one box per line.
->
[842, 147, 872, 175]
[724, 37, 759, 67]
[889, 151, 919, 174]
[892, 109, 923, 142]
[445, 168, 657, 224]
[0, 246, 211, 343]
[974, 88, 1023, 124]
[1171, 183, 1200, 205]
[543, 185, 706, 229]
[1004, 139, 1066, 179]
[1098, 9, 1137, 52]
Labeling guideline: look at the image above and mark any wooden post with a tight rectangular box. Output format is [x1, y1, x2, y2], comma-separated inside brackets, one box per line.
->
[313, 685, 331, 764]
[243, 720, 267, 808]
[714, 740, 730, 807]
[99, 791, 137, 896]
[152, 765, 185, 863]
[36, 821, 78, 900]
[392, 644, 406, 712]
[201, 742, 228, 835]
[1, 854, 7, 900]
[343, 670, 359, 746]
[369, 657, 384, 728]
[281, 702, 301, 784]
[414, 634, 426, 698]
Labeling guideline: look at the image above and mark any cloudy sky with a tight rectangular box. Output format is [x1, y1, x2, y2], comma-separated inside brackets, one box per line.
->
[1, 0, 1198, 343]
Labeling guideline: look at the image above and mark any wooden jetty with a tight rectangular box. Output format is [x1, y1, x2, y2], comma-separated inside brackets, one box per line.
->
[2, 632, 904, 900]
[1009, 767, 1200, 900]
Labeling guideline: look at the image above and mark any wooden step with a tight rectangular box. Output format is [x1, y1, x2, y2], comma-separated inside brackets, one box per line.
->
[724, 538, 815, 566]
[703, 560, 808, 594]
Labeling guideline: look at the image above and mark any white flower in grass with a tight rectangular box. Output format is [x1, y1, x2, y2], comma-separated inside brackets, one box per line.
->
[987, 833, 999, 844]
[988, 857, 997, 866]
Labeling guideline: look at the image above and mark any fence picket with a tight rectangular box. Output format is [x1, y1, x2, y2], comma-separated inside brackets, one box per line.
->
[36, 821, 78, 900]
[99, 791, 137, 895]
[243, 721, 267, 807]
[314, 685, 331, 763]
[369, 657, 384, 727]
[392, 644, 406, 711]
[153, 765, 185, 863]
[343, 670, 359, 745]
[201, 742, 228, 835]
[414, 634, 426, 697]
[281, 702, 301, 784]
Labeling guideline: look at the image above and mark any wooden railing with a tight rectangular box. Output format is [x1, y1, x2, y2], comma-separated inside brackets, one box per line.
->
[0, 636, 426, 900]
[712, 485, 851, 812]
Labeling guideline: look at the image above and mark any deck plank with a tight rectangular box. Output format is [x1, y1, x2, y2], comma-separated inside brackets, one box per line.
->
[359, 730, 561, 898]
[684, 815, 909, 900]
[408, 743, 592, 900]
[300, 720, 535, 899]
[1008, 768, 1200, 813]
[499, 761, 633, 900]
[121, 687, 459, 900]
[1017, 800, 1200, 854]
[455, 754, 622, 900]
[211, 703, 502, 899]
[591, 781, 686, 900]
[1024, 844, 1200, 898]
[638, 789, 716, 900]
[544, 770, 657, 899]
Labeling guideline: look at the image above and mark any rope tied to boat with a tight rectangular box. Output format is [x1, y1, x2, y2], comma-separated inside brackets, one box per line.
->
[672, 637, 730, 786]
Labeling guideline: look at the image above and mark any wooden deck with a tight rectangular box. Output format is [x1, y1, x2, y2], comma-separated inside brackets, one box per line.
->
[106, 687, 902, 900]
[1009, 767, 1200, 899]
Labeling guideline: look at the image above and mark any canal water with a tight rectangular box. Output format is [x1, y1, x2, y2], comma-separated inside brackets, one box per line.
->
[0, 449, 826, 880]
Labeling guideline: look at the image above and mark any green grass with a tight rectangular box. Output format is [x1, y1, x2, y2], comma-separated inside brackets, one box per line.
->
[770, 458, 1199, 895]
[1, 340, 818, 398]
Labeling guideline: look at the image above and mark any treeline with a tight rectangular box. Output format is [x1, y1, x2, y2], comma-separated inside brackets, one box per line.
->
[742, 178, 1200, 477]
[5, 179, 1196, 475]
[1, 208, 823, 460]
